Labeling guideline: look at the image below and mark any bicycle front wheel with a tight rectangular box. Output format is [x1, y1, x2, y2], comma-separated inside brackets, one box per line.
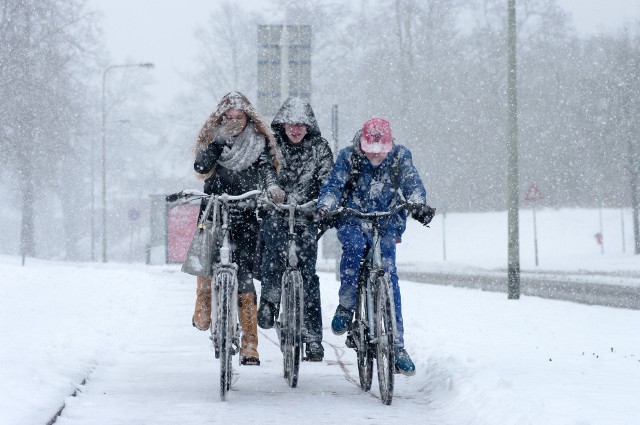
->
[282, 270, 303, 388]
[217, 271, 235, 401]
[375, 275, 395, 405]
[354, 279, 373, 391]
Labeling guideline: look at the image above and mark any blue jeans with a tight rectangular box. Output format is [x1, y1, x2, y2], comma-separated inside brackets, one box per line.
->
[337, 224, 405, 347]
[260, 216, 322, 343]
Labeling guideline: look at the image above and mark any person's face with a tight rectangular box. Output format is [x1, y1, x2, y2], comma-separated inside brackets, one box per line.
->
[284, 123, 307, 144]
[363, 151, 389, 166]
[222, 108, 248, 136]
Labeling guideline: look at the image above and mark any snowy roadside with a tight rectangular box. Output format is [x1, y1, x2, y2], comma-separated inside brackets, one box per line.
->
[2, 256, 640, 425]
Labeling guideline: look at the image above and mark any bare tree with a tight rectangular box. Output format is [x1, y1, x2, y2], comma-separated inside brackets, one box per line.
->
[0, 0, 100, 260]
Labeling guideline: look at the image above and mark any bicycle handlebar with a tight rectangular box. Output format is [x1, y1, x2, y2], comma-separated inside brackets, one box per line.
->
[260, 198, 317, 212]
[218, 189, 262, 202]
[165, 189, 262, 204]
[329, 202, 416, 220]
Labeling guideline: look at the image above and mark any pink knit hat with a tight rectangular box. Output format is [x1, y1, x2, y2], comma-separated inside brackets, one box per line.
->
[360, 118, 393, 153]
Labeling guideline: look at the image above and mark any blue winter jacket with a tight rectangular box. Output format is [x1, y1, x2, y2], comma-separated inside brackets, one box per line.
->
[317, 131, 427, 241]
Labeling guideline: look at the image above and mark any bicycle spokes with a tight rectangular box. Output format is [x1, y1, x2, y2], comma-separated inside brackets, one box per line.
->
[375, 278, 395, 405]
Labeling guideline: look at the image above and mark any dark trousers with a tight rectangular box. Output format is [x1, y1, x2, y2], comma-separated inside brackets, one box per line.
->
[199, 203, 257, 295]
[260, 216, 322, 343]
[229, 218, 258, 294]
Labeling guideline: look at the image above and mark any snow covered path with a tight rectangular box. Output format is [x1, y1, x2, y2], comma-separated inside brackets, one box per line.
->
[52, 268, 433, 425]
[2, 257, 640, 425]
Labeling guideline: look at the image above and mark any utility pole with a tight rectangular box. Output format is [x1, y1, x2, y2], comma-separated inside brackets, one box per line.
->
[628, 121, 640, 254]
[507, 0, 520, 299]
[618, 34, 640, 255]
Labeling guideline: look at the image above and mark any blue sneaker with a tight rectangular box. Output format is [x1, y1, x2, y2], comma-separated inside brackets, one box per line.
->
[394, 347, 416, 376]
[331, 305, 352, 335]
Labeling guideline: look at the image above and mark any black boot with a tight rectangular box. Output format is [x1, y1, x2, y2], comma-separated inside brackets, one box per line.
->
[257, 298, 278, 329]
[305, 341, 324, 362]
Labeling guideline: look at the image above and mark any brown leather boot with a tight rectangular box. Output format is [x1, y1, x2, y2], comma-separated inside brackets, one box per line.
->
[238, 293, 260, 365]
[193, 276, 212, 330]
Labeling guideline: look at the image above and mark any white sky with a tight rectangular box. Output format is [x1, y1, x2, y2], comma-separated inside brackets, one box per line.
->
[87, 0, 640, 108]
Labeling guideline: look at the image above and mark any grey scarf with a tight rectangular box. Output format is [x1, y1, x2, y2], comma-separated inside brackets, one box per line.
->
[217, 122, 265, 171]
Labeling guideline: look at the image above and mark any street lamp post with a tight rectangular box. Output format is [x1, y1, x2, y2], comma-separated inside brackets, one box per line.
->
[101, 62, 154, 263]
[91, 134, 96, 261]
[506, 0, 520, 299]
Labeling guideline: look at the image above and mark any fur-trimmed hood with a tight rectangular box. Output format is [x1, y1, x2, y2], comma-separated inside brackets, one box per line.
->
[194, 92, 280, 179]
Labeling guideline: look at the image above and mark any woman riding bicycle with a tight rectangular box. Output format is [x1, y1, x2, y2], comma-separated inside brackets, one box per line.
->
[257, 97, 334, 361]
[317, 118, 433, 376]
[192, 92, 281, 366]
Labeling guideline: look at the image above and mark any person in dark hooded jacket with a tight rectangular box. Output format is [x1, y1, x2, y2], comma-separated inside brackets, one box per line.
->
[257, 97, 334, 361]
[192, 92, 282, 366]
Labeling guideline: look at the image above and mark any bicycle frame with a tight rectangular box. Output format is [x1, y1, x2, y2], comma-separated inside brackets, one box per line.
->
[209, 195, 239, 354]
[363, 221, 397, 345]
[261, 199, 315, 387]
[166, 188, 261, 400]
[210, 192, 261, 335]
[335, 202, 419, 404]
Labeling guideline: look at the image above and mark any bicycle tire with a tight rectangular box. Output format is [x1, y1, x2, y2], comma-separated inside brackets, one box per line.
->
[375, 275, 395, 405]
[218, 271, 234, 401]
[354, 278, 373, 391]
[282, 270, 303, 388]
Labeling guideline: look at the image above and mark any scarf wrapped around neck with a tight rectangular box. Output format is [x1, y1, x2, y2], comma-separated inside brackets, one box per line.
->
[217, 122, 265, 171]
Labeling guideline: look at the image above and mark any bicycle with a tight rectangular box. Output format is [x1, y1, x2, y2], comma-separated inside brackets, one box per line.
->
[167, 188, 261, 401]
[259, 199, 317, 388]
[327, 202, 423, 405]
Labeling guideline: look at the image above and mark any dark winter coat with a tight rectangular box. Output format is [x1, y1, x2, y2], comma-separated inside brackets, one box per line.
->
[259, 98, 331, 339]
[270, 97, 334, 205]
[195, 142, 277, 199]
[317, 131, 427, 241]
[192, 92, 279, 289]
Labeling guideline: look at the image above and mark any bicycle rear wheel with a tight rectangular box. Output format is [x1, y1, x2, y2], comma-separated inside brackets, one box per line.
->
[354, 279, 373, 391]
[282, 270, 303, 388]
[375, 275, 395, 405]
[218, 271, 234, 401]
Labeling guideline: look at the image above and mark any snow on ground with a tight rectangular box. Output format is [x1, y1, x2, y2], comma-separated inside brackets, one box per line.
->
[396, 207, 640, 276]
[1, 249, 639, 425]
[1, 207, 639, 424]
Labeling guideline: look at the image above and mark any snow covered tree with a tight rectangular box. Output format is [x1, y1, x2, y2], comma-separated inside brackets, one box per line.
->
[0, 0, 100, 260]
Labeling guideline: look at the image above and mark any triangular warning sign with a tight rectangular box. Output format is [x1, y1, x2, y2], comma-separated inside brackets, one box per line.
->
[525, 182, 543, 201]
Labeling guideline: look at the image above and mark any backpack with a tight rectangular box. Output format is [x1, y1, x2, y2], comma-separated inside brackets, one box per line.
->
[340, 146, 403, 207]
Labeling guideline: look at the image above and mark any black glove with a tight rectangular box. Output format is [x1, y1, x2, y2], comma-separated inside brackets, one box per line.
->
[165, 193, 180, 203]
[313, 208, 327, 225]
[411, 204, 436, 226]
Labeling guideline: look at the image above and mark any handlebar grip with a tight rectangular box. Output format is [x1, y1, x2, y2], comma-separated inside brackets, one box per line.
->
[165, 193, 180, 203]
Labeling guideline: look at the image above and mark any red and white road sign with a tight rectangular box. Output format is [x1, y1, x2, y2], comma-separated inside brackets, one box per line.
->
[525, 182, 543, 202]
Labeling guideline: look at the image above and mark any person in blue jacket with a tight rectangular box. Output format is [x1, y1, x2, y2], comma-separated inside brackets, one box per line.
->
[317, 117, 432, 376]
